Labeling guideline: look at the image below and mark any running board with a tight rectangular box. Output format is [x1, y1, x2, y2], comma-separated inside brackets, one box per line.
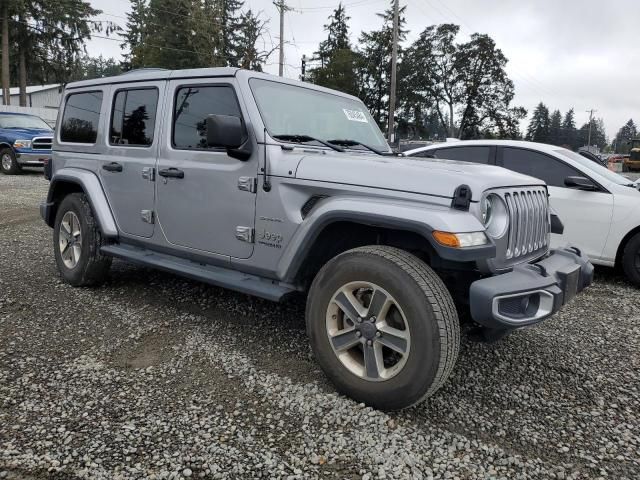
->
[100, 244, 297, 302]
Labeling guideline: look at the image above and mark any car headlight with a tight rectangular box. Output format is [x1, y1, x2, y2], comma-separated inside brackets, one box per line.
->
[13, 139, 32, 149]
[482, 194, 509, 238]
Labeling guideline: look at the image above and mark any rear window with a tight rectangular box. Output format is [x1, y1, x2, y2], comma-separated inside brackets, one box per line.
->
[60, 91, 103, 143]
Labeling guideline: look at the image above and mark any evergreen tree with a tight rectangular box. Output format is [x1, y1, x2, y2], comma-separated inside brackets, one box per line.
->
[217, 0, 244, 67]
[120, 0, 147, 70]
[236, 9, 270, 71]
[357, 1, 407, 128]
[548, 109, 562, 145]
[561, 108, 577, 150]
[308, 3, 360, 96]
[315, 2, 350, 67]
[141, 0, 200, 69]
[578, 118, 607, 150]
[612, 119, 637, 153]
[525, 102, 550, 143]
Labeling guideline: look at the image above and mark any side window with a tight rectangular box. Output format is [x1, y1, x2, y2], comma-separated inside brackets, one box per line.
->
[110, 88, 159, 146]
[60, 91, 103, 143]
[173, 85, 242, 150]
[410, 149, 437, 158]
[502, 147, 582, 187]
[433, 146, 491, 164]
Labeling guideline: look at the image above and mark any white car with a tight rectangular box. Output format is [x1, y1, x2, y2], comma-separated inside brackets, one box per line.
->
[405, 140, 640, 284]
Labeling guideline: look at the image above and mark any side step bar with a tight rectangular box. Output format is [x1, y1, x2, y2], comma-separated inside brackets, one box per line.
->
[101, 244, 298, 302]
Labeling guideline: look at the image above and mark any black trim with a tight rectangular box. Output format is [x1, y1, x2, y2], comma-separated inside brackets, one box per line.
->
[550, 213, 564, 234]
[451, 184, 472, 210]
[283, 210, 495, 282]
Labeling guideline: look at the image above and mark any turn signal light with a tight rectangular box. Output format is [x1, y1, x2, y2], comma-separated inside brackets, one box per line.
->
[432, 231, 488, 248]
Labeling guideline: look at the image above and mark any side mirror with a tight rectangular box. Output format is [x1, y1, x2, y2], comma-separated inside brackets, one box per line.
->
[564, 176, 599, 191]
[206, 114, 243, 149]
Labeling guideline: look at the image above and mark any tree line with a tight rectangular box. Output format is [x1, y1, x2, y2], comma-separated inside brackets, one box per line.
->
[0, 0, 118, 105]
[121, 0, 273, 71]
[306, 3, 525, 140]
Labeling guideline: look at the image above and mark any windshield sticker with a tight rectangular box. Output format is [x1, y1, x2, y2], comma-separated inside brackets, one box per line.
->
[343, 109, 368, 123]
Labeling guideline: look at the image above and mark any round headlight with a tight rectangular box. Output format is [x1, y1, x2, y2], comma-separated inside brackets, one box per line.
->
[481, 197, 492, 225]
[483, 194, 509, 238]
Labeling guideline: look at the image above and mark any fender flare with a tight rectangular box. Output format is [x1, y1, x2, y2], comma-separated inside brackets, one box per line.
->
[43, 168, 118, 237]
[278, 196, 495, 282]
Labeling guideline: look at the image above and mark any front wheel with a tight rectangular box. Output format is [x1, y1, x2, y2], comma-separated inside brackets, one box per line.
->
[0, 148, 21, 175]
[53, 193, 112, 286]
[306, 246, 460, 410]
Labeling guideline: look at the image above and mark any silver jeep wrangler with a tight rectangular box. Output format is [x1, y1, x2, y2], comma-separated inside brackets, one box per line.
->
[41, 68, 592, 410]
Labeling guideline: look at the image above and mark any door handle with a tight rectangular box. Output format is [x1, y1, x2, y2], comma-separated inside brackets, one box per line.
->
[158, 167, 185, 179]
[102, 162, 123, 172]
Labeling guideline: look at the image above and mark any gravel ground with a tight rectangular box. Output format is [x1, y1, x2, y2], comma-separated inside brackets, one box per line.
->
[1, 171, 639, 480]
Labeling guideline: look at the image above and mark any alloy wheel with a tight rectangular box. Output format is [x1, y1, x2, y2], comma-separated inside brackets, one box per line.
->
[1, 153, 12, 171]
[59, 211, 82, 269]
[325, 281, 411, 381]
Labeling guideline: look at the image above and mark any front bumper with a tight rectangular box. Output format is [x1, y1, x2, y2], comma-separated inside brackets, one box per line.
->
[16, 151, 52, 166]
[470, 246, 593, 329]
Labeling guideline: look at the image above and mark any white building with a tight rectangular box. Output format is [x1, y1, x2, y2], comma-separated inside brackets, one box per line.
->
[0, 84, 62, 108]
[0, 84, 63, 126]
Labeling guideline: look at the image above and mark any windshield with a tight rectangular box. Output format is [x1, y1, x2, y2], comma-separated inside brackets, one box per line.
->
[249, 78, 389, 151]
[554, 149, 632, 185]
[0, 114, 51, 130]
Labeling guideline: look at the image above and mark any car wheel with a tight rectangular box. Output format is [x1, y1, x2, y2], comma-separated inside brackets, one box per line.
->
[53, 193, 112, 286]
[306, 245, 460, 410]
[622, 232, 640, 286]
[0, 147, 21, 175]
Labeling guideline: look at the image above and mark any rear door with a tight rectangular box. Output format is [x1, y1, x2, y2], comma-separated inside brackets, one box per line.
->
[154, 78, 257, 259]
[498, 146, 614, 261]
[99, 82, 164, 238]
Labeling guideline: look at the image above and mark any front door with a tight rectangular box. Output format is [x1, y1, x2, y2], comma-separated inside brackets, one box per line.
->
[155, 79, 257, 259]
[99, 82, 164, 238]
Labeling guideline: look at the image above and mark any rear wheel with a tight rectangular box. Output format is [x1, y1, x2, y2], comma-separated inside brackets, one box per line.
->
[622, 232, 640, 286]
[0, 148, 21, 175]
[306, 246, 460, 410]
[53, 193, 112, 286]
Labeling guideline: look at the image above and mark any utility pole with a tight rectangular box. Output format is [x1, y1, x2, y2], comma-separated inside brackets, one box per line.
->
[387, 0, 399, 144]
[586, 108, 597, 147]
[301, 54, 306, 82]
[274, 0, 292, 77]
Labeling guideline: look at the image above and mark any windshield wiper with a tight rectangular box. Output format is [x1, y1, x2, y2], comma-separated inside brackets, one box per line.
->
[326, 139, 390, 156]
[272, 134, 344, 152]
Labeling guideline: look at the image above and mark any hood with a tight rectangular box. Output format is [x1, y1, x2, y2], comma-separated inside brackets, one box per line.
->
[295, 154, 545, 201]
[0, 127, 53, 140]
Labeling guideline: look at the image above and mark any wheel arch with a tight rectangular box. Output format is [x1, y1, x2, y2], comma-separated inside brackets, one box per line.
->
[615, 224, 640, 267]
[278, 197, 495, 287]
[44, 168, 118, 237]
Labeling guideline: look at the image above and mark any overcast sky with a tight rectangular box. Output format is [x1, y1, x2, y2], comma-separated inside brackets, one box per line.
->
[87, 0, 639, 139]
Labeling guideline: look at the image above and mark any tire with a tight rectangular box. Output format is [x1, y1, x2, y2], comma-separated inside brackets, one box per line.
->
[53, 193, 112, 286]
[0, 147, 21, 175]
[621, 232, 640, 286]
[306, 246, 460, 410]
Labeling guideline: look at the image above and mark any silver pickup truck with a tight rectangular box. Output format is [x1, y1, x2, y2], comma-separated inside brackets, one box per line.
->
[41, 68, 592, 410]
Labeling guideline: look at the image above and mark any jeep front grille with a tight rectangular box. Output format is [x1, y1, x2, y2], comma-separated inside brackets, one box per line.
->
[32, 137, 52, 150]
[502, 187, 549, 260]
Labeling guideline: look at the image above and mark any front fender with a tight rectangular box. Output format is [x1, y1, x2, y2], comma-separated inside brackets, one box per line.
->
[278, 196, 495, 282]
[43, 168, 118, 237]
